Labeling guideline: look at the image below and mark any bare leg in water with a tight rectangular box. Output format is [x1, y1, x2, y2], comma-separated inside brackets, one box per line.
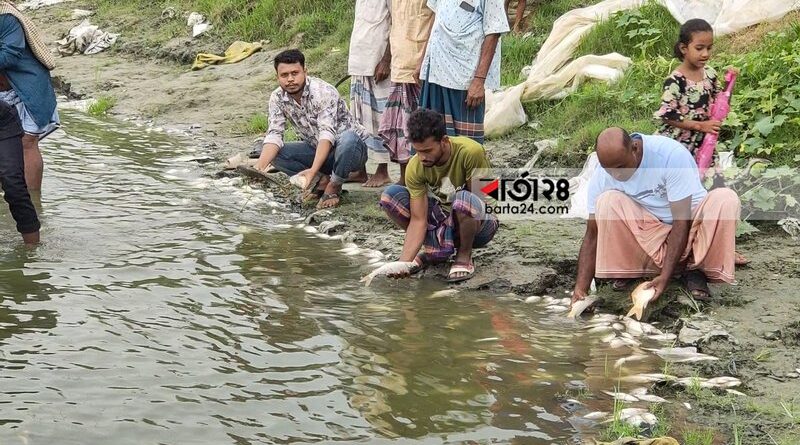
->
[22, 134, 43, 192]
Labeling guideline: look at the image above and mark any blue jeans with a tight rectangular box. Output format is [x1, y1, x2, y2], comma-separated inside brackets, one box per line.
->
[271, 130, 367, 184]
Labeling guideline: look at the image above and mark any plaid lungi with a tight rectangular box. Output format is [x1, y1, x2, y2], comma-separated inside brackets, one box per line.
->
[420, 81, 485, 144]
[350, 75, 391, 163]
[378, 82, 421, 164]
[379, 185, 499, 262]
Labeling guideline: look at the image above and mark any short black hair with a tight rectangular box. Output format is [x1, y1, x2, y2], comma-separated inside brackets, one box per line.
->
[407, 108, 446, 143]
[274, 49, 305, 70]
[673, 18, 713, 60]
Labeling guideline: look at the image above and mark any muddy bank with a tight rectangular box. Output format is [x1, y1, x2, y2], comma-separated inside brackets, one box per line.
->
[26, 2, 800, 443]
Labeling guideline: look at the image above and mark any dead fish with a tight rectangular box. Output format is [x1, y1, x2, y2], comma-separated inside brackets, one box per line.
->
[629, 387, 648, 397]
[647, 346, 718, 363]
[546, 305, 568, 313]
[556, 297, 572, 306]
[524, 296, 542, 304]
[623, 318, 644, 336]
[592, 314, 620, 323]
[587, 325, 614, 334]
[646, 333, 677, 342]
[360, 261, 416, 287]
[430, 289, 459, 299]
[567, 295, 598, 319]
[620, 332, 636, 341]
[618, 407, 647, 420]
[637, 393, 668, 403]
[614, 354, 649, 369]
[612, 322, 625, 331]
[621, 373, 676, 384]
[639, 322, 663, 335]
[603, 390, 638, 402]
[583, 411, 608, 420]
[704, 376, 741, 388]
[601, 333, 617, 343]
[726, 389, 747, 396]
[626, 281, 656, 320]
[610, 337, 639, 349]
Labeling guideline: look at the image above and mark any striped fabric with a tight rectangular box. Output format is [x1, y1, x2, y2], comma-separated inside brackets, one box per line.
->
[380, 185, 499, 262]
[420, 81, 485, 143]
[350, 75, 391, 163]
[378, 82, 421, 163]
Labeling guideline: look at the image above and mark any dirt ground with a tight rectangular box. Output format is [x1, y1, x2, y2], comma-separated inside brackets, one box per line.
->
[27, 3, 800, 443]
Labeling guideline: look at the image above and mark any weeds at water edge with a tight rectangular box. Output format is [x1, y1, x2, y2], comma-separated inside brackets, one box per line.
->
[88, 96, 117, 116]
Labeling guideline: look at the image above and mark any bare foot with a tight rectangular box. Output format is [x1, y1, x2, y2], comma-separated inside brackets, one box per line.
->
[363, 164, 392, 187]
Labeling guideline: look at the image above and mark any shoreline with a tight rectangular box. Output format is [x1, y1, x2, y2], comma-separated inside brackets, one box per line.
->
[26, 3, 800, 443]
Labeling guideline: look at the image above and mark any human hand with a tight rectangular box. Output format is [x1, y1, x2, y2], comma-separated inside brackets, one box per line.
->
[296, 169, 318, 190]
[695, 119, 721, 134]
[254, 160, 271, 172]
[571, 287, 589, 306]
[374, 59, 391, 83]
[466, 77, 486, 108]
[643, 275, 669, 302]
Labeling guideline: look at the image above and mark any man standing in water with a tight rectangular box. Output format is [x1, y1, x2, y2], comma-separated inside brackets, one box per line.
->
[253, 49, 369, 209]
[347, 0, 393, 187]
[418, 0, 509, 143]
[0, 100, 40, 244]
[0, 2, 59, 192]
[571, 127, 739, 305]
[380, 109, 498, 282]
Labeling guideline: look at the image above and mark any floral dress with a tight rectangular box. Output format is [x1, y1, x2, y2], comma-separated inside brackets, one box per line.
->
[654, 66, 721, 155]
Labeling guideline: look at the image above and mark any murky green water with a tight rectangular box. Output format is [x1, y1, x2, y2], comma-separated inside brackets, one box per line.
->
[0, 112, 664, 444]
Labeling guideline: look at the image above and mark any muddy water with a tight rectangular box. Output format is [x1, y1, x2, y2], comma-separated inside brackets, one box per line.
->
[0, 112, 664, 444]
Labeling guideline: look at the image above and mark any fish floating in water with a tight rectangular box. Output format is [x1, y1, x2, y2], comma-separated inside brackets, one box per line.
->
[602, 390, 638, 403]
[620, 373, 676, 384]
[583, 411, 608, 420]
[674, 376, 741, 389]
[360, 261, 416, 287]
[626, 281, 656, 320]
[614, 354, 649, 369]
[524, 295, 541, 304]
[646, 346, 718, 363]
[567, 295, 598, 319]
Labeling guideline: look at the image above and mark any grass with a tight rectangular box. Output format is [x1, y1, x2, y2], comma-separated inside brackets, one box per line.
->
[601, 396, 641, 440]
[239, 112, 268, 135]
[754, 348, 772, 362]
[88, 95, 117, 116]
[683, 428, 715, 445]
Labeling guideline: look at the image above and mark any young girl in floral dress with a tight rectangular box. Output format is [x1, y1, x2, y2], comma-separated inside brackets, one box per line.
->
[655, 18, 748, 268]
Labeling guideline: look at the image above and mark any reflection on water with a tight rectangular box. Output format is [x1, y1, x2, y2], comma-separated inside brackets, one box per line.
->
[0, 112, 664, 444]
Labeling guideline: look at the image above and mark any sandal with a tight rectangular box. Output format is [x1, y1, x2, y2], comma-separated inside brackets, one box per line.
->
[447, 261, 475, 283]
[409, 254, 428, 275]
[611, 279, 632, 292]
[682, 269, 711, 302]
[317, 192, 342, 209]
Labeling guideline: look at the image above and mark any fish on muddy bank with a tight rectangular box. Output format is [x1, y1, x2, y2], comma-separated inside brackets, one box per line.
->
[620, 373, 676, 384]
[361, 261, 417, 287]
[646, 346, 718, 363]
[626, 281, 656, 320]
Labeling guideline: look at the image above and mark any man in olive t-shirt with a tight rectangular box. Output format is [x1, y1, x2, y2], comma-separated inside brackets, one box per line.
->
[379, 108, 498, 282]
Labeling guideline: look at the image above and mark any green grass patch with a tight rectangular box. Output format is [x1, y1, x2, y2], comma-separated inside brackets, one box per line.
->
[239, 112, 268, 135]
[88, 95, 117, 116]
[682, 428, 715, 445]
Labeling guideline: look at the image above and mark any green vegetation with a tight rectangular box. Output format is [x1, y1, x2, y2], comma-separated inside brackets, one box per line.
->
[239, 112, 268, 135]
[601, 397, 641, 440]
[682, 428, 714, 445]
[88, 95, 117, 116]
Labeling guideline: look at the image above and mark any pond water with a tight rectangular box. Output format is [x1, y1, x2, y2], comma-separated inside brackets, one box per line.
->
[0, 112, 666, 444]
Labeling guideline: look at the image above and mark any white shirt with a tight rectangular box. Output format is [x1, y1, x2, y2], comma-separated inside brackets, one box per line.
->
[348, 0, 392, 76]
[420, 0, 509, 90]
[587, 134, 708, 224]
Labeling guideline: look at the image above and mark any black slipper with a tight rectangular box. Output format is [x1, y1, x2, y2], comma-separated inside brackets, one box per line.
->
[682, 269, 711, 301]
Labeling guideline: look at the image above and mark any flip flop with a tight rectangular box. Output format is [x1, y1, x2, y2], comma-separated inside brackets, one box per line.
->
[447, 261, 475, 283]
[611, 279, 632, 292]
[317, 192, 342, 209]
[682, 269, 711, 302]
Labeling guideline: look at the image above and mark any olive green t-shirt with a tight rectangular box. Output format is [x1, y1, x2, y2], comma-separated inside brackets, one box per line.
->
[405, 136, 490, 204]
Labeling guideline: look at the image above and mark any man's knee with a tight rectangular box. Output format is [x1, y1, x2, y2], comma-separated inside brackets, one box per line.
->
[337, 130, 362, 150]
[380, 184, 409, 209]
[595, 190, 627, 220]
[452, 190, 484, 220]
[707, 187, 741, 219]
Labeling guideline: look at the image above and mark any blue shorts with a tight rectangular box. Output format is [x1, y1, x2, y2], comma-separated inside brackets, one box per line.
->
[0, 89, 59, 139]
